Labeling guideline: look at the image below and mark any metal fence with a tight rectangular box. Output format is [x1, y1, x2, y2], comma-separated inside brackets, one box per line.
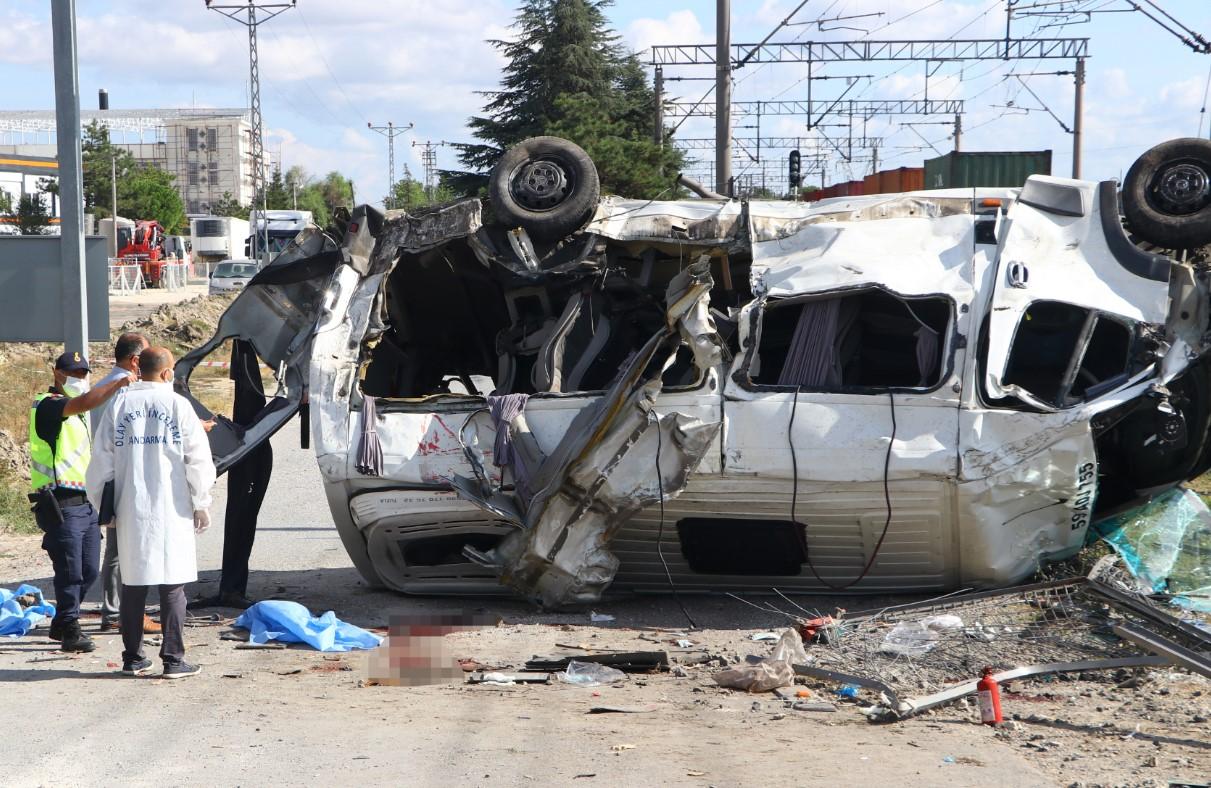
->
[160, 261, 188, 291]
[107, 261, 144, 295]
[191, 261, 215, 283]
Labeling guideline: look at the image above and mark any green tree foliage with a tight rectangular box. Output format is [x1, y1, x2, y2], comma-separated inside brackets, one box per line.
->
[548, 90, 683, 199]
[0, 188, 13, 216]
[261, 166, 356, 233]
[318, 171, 355, 212]
[263, 166, 290, 213]
[209, 191, 247, 219]
[386, 168, 455, 211]
[80, 122, 186, 232]
[12, 194, 50, 235]
[81, 121, 134, 217]
[119, 166, 186, 234]
[451, 0, 682, 199]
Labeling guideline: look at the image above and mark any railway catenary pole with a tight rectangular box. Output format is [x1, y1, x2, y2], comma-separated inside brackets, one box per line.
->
[715, 0, 731, 197]
[1073, 57, 1085, 179]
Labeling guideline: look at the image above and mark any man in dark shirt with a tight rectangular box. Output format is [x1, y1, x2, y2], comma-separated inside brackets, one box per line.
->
[29, 351, 132, 652]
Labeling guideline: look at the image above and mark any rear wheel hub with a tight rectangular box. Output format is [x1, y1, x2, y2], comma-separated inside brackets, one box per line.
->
[1150, 162, 1211, 215]
[512, 160, 571, 211]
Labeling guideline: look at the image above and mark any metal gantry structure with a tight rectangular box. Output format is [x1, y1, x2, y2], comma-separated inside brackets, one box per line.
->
[664, 99, 965, 120]
[653, 6, 1093, 192]
[205, 0, 296, 261]
[367, 121, 412, 207]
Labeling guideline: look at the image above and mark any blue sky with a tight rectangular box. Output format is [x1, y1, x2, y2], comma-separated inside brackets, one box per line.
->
[1, 1, 1209, 204]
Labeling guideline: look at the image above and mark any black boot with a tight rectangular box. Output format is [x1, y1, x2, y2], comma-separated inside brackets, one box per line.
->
[61, 620, 96, 653]
[47, 618, 65, 642]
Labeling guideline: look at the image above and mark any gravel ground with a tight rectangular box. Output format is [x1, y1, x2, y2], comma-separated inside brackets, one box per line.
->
[107, 284, 211, 330]
[0, 427, 1208, 787]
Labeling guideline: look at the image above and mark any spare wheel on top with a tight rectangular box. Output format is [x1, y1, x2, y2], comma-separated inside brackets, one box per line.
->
[1123, 137, 1211, 249]
[489, 136, 601, 241]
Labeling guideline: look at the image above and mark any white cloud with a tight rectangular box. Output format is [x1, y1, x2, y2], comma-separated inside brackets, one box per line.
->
[626, 10, 706, 55]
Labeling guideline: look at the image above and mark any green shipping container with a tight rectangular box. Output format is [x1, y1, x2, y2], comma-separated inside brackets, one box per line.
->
[923, 150, 1052, 189]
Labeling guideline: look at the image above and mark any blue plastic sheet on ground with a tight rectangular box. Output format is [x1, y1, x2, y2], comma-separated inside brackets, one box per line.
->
[234, 600, 382, 652]
[0, 584, 56, 637]
[1090, 487, 1211, 613]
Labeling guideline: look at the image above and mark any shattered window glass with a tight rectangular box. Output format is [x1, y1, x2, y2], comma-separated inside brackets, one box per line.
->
[1002, 301, 1133, 407]
[750, 290, 950, 391]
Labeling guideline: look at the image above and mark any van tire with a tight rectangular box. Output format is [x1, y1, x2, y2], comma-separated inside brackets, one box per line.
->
[489, 136, 600, 240]
[1123, 138, 1211, 249]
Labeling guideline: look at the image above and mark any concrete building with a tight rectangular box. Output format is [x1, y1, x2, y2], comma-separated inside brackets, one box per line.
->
[0, 108, 273, 216]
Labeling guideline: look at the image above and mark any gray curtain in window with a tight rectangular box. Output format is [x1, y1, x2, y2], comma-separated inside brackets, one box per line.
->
[355, 395, 384, 477]
[778, 298, 844, 388]
[915, 324, 941, 386]
[488, 393, 535, 505]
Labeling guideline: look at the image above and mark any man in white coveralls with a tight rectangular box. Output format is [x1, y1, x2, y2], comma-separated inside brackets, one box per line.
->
[87, 347, 216, 678]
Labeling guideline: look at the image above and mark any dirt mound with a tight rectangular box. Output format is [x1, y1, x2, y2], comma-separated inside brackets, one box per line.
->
[0, 429, 30, 481]
[119, 294, 233, 352]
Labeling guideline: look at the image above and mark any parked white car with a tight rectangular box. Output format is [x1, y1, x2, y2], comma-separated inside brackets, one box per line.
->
[177, 136, 1211, 608]
[207, 259, 259, 295]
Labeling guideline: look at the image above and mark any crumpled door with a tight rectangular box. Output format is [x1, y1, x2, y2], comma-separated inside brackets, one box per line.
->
[983, 177, 1172, 410]
[175, 226, 348, 473]
[450, 258, 725, 608]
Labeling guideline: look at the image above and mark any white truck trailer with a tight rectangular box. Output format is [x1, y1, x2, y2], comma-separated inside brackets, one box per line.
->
[191, 215, 250, 266]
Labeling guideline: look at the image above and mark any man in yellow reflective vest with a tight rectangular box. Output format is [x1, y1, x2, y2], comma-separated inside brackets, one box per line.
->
[29, 351, 133, 652]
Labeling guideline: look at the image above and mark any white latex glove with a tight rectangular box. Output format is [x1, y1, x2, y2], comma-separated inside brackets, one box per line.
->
[193, 510, 211, 534]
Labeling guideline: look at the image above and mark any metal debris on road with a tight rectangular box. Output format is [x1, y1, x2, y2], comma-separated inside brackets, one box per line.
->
[467, 672, 552, 685]
[525, 651, 668, 673]
[587, 705, 658, 714]
[793, 569, 1211, 720]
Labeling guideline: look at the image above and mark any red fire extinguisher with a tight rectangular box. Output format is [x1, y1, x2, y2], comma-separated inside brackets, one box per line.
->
[977, 666, 1003, 725]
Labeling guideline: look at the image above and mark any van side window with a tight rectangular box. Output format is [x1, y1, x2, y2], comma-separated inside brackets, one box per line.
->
[1002, 301, 1133, 407]
[750, 290, 951, 390]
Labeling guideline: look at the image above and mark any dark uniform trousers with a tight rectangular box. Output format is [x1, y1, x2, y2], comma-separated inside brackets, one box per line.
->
[39, 502, 100, 626]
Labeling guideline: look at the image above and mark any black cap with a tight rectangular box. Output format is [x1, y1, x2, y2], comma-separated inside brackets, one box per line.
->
[54, 351, 90, 373]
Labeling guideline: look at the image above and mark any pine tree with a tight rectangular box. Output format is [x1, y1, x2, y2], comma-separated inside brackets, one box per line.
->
[450, 0, 681, 199]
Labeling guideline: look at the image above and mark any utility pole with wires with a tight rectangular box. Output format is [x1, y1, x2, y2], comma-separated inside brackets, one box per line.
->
[412, 140, 439, 200]
[204, 0, 296, 265]
[368, 121, 412, 208]
[715, 0, 731, 196]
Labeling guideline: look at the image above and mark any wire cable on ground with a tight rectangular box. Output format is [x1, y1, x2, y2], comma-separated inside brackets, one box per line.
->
[791, 385, 897, 591]
[653, 410, 697, 630]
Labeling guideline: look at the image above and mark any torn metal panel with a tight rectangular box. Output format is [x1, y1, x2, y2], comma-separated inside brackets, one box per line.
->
[748, 211, 977, 299]
[367, 199, 483, 274]
[452, 259, 724, 607]
[175, 226, 343, 473]
[585, 196, 743, 244]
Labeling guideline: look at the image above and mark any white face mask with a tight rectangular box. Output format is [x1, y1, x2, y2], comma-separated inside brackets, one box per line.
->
[61, 378, 90, 398]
